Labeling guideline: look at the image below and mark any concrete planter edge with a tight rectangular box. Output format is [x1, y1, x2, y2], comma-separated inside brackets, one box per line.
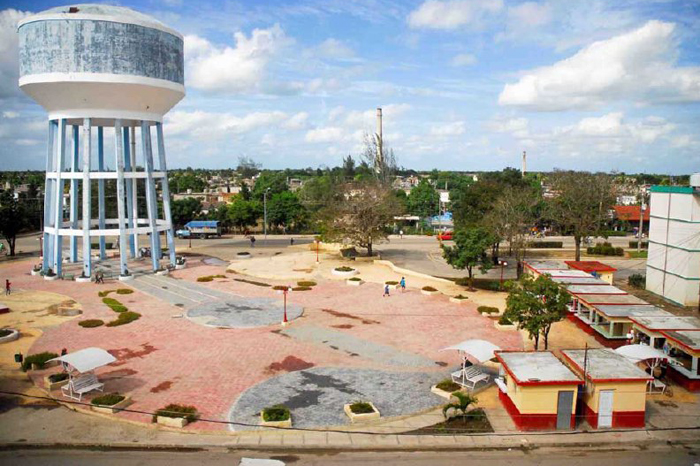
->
[92, 396, 133, 414]
[343, 402, 380, 423]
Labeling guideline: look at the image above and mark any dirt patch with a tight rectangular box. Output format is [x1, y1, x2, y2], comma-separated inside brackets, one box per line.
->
[270, 329, 290, 338]
[332, 324, 354, 329]
[321, 308, 379, 325]
[150, 381, 173, 393]
[101, 368, 138, 380]
[108, 344, 157, 366]
[654, 400, 678, 408]
[266, 356, 315, 374]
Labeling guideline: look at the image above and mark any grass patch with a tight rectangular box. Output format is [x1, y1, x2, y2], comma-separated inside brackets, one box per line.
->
[48, 372, 69, 383]
[155, 404, 198, 422]
[91, 393, 125, 406]
[477, 306, 499, 315]
[116, 288, 133, 295]
[261, 405, 291, 422]
[435, 379, 462, 393]
[21, 352, 58, 372]
[292, 286, 312, 291]
[349, 401, 375, 414]
[452, 294, 468, 300]
[348, 277, 362, 281]
[98, 290, 115, 298]
[106, 311, 141, 327]
[453, 277, 502, 291]
[587, 242, 624, 256]
[628, 250, 648, 259]
[297, 280, 317, 287]
[102, 297, 128, 313]
[234, 278, 271, 287]
[196, 274, 226, 282]
[422, 286, 438, 292]
[79, 319, 104, 328]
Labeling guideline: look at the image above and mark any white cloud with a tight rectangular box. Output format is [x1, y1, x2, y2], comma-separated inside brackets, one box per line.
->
[282, 112, 309, 130]
[670, 135, 697, 149]
[165, 110, 292, 139]
[0, 9, 30, 98]
[184, 24, 291, 94]
[307, 38, 355, 60]
[499, 21, 700, 110]
[430, 121, 466, 136]
[2, 111, 19, 119]
[507, 2, 552, 28]
[343, 103, 412, 128]
[450, 53, 477, 67]
[304, 126, 345, 143]
[487, 116, 529, 137]
[407, 0, 503, 30]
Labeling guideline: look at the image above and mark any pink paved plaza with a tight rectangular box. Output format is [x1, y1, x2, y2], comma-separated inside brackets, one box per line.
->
[5, 256, 523, 431]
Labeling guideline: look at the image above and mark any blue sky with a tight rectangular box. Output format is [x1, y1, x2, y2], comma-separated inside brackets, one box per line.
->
[1, 0, 699, 173]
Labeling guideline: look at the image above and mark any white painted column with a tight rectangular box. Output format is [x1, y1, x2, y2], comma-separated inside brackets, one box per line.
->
[42, 120, 56, 272]
[52, 119, 67, 275]
[69, 125, 79, 262]
[81, 118, 92, 278]
[129, 126, 139, 255]
[123, 127, 135, 258]
[97, 127, 106, 260]
[142, 121, 160, 271]
[156, 122, 177, 267]
[115, 120, 129, 276]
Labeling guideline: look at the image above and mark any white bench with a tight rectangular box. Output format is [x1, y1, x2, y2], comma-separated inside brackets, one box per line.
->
[452, 366, 491, 390]
[61, 373, 104, 401]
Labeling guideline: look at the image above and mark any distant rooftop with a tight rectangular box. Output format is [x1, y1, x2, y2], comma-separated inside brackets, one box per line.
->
[562, 349, 652, 382]
[594, 304, 664, 318]
[552, 277, 609, 286]
[578, 294, 649, 306]
[496, 351, 581, 385]
[631, 314, 700, 332]
[525, 260, 567, 271]
[565, 261, 617, 273]
[566, 285, 627, 295]
[663, 330, 700, 351]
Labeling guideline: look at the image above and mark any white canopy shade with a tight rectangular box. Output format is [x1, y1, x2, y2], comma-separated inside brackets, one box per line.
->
[615, 344, 668, 363]
[441, 339, 501, 363]
[49, 347, 116, 373]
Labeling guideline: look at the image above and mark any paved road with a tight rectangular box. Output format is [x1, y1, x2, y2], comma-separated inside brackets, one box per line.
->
[2, 447, 696, 465]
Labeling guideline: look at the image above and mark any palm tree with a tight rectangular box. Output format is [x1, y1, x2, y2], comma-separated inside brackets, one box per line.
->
[442, 392, 478, 421]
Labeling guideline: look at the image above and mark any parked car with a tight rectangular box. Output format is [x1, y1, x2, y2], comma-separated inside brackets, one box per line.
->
[437, 231, 453, 241]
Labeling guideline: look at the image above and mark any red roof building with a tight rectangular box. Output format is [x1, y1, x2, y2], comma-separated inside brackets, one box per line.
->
[613, 205, 649, 223]
[565, 261, 617, 273]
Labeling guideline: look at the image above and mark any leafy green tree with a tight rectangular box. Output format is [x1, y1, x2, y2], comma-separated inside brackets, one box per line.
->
[407, 179, 439, 218]
[503, 274, 570, 350]
[267, 191, 306, 232]
[252, 171, 288, 201]
[205, 204, 231, 232]
[239, 182, 251, 201]
[441, 228, 494, 290]
[170, 197, 202, 228]
[0, 190, 29, 256]
[227, 197, 260, 233]
[342, 155, 356, 180]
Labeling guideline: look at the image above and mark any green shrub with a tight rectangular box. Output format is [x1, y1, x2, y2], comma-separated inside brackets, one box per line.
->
[155, 404, 198, 422]
[628, 251, 648, 259]
[102, 298, 128, 313]
[116, 289, 133, 295]
[272, 285, 290, 291]
[106, 311, 141, 327]
[385, 280, 398, 285]
[196, 276, 213, 282]
[477, 306, 499, 315]
[335, 266, 355, 272]
[628, 274, 646, 289]
[297, 281, 317, 287]
[98, 290, 115, 298]
[79, 319, 104, 328]
[587, 242, 624, 256]
[422, 286, 438, 292]
[21, 352, 59, 371]
[426, 231, 434, 236]
[91, 393, 125, 406]
[452, 294, 468, 300]
[498, 315, 513, 325]
[526, 241, 563, 248]
[261, 405, 291, 422]
[435, 379, 462, 393]
[348, 277, 362, 281]
[349, 401, 375, 414]
[629, 241, 649, 249]
[233, 278, 270, 287]
[292, 286, 312, 291]
[454, 277, 501, 291]
[602, 230, 628, 237]
[48, 372, 69, 383]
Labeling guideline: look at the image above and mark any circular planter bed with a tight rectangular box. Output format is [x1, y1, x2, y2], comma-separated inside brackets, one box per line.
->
[30, 269, 41, 276]
[155, 269, 169, 276]
[44, 372, 70, 391]
[430, 380, 463, 400]
[44, 274, 58, 281]
[0, 328, 20, 344]
[421, 286, 439, 296]
[449, 295, 469, 304]
[175, 263, 186, 270]
[91, 393, 132, 414]
[332, 267, 358, 278]
[260, 405, 292, 428]
[236, 252, 252, 260]
[118, 275, 134, 282]
[75, 276, 92, 283]
[346, 278, 364, 286]
[344, 401, 380, 423]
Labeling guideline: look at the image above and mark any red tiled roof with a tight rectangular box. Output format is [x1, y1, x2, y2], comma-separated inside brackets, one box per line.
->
[613, 205, 649, 222]
[565, 261, 617, 273]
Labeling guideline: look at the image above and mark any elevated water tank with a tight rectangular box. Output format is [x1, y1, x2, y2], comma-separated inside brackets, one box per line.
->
[18, 4, 184, 123]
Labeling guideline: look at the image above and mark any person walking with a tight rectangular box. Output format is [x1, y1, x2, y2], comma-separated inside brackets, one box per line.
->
[383, 284, 390, 297]
[400, 277, 406, 293]
[5, 279, 10, 296]
[250, 236, 256, 248]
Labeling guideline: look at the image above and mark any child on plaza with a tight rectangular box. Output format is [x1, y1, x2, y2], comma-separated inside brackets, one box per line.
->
[400, 277, 406, 293]
[383, 284, 390, 297]
[5, 279, 10, 296]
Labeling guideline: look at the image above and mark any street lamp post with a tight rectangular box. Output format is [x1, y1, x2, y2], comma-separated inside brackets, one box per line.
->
[282, 285, 291, 325]
[498, 260, 508, 289]
[316, 239, 320, 263]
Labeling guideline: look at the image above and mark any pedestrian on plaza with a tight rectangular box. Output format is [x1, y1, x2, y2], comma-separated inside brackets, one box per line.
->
[399, 230, 404, 239]
[400, 277, 406, 293]
[250, 236, 256, 248]
[290, 237, 295, 245]
[5, 279, 10, 295]
[383, 284, 390, 297]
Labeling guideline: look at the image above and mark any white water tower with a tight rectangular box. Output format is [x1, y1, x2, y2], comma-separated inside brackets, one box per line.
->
[18, 4, 185, 278]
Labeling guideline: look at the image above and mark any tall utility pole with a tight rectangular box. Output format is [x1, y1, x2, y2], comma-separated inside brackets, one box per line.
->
[637, 192, 647, 253]
[375, 107, 384, 176]
[521, 151, 527, 176]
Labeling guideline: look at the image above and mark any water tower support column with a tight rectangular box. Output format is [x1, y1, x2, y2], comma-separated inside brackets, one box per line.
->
[142, 121, 161, 270]
[52, 119, 67, 276]
[114, 119, 129, 276]
[42, 120, 56, 272]
[156, 123, 176, 266]
[130, 126, 139, 256]
[123, 128, 136, 258]
[69, 125, 79, 263]
[81, 118, 92, 277]
[97, 127, 106, 260]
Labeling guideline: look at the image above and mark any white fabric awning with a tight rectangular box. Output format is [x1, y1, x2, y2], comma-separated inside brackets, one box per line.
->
[49, 347, 116, 373]
[615, 344, 668, 362]
[440, 339, 501, 363]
